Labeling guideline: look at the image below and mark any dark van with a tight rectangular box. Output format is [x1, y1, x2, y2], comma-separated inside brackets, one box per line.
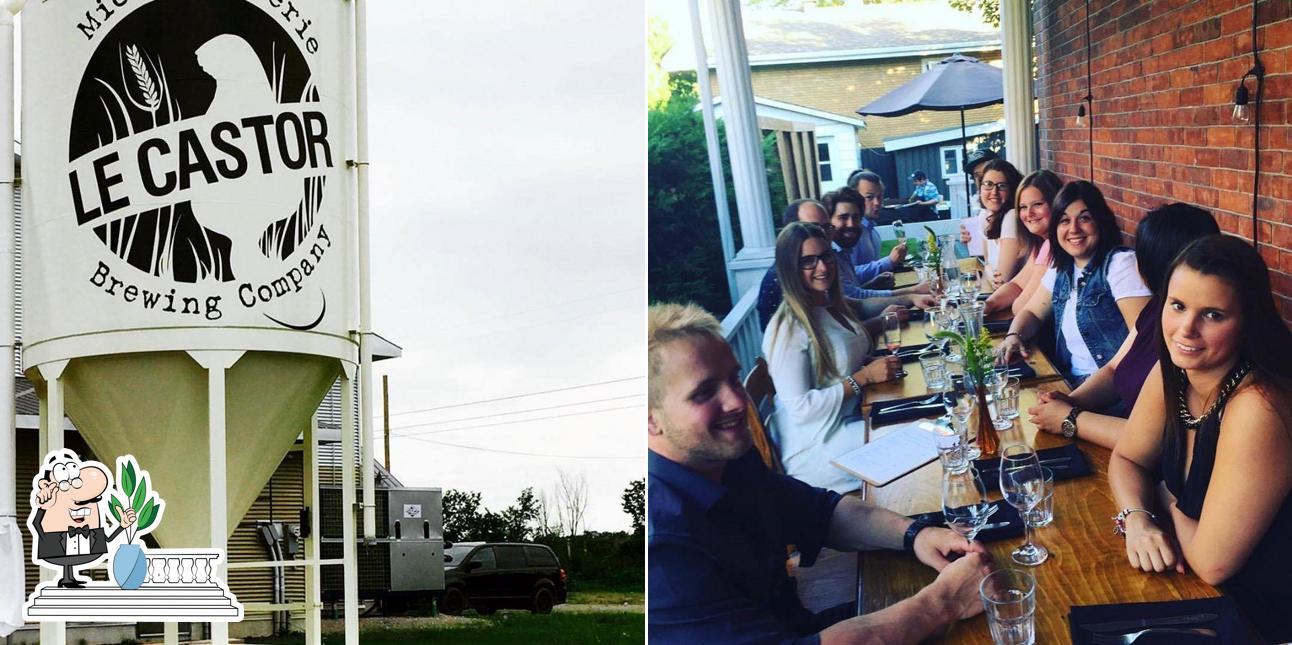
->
[442, 542, 568, 614]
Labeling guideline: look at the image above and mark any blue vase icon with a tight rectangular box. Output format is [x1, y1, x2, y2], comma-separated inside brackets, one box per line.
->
[113, 543, 148, 589]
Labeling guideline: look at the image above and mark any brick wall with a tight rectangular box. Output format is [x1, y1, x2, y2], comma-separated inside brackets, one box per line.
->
[1035, 0, 1292, 314]
[709, 55, 1005, 149]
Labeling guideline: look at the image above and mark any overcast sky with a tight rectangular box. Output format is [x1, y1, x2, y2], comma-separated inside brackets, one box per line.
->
[366, 2, 645, 531]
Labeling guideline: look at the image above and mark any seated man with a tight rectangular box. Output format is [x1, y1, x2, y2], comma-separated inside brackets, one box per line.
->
[648, 303, 995, 644]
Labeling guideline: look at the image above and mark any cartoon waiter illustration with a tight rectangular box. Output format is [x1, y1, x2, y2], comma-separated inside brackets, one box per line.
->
[28, 449, 136, 588]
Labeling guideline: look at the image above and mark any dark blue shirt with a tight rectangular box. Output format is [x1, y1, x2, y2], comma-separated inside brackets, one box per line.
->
[648, 448, 844, 644]
[755, 252, 894, 331]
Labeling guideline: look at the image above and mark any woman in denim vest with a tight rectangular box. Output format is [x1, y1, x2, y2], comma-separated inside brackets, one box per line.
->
[997, 181, 1151, 385]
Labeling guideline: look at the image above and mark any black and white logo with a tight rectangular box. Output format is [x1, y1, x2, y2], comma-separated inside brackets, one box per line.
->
[65, 0, 334, 327]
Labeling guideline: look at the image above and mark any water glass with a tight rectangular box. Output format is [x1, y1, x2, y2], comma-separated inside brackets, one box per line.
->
[919, 350, 948, 391]
[997, 377, 1021, 420]
[932, 416, 968, 473]
[961, 301, 985, 338]
[882, 312, 906, 378]
[941, 467, 992, 544]
[1024, 467, 1055, 527]
[961, 270, 980, 300]
[980, 569, 1036, 645]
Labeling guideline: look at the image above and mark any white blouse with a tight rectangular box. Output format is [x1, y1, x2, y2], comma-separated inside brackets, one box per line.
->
[762, 306, 872, 493]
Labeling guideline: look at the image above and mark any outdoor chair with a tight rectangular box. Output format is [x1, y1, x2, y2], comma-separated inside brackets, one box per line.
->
[743, 357, 783, 475]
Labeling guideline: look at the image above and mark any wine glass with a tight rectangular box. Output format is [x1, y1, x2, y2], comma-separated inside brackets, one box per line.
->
[961, 270, 981, 301]
[942, 382, 978, 459]
[923, 306, 943, 342]
[999, 444, 1049, 566]
[942, 467, 994, 547]
[882, 312, 906, 378]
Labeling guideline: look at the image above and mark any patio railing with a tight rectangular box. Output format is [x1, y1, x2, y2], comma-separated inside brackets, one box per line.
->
[721, 284, 763, 380]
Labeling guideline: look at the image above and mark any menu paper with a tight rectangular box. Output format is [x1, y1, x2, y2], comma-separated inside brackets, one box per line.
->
[830, 420, 940, 487]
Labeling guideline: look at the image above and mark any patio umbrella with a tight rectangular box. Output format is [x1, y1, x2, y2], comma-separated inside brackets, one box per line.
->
[856, 53, 1004, 212]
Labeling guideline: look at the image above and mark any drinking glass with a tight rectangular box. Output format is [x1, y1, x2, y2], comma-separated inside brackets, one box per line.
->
[942, 383, 978, 459]
[961, 270, 980, 301]
[1024, 467, 1055, 527]
[923, 308, 943, 342]
[933, 415, 967, 473]
[941, 467, 992, 545]
[882, 312, 906, 378]
[980, 569, 1036, 645]
[987, 375, 1015, 431]
[961, 301, 985, 339]
[919, 350, 948, 391]
[997, 377, 1021, 421]
[999, 444, 1049, 566]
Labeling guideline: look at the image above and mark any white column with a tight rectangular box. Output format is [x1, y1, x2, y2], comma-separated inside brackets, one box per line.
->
[302, 413, 322, 645]
[1001, 0, 1037, 174]
[163, 622, 178, 645]
[187, 350, 244, 645]
[339, 365, 359, 645]
[37, 360, 67, 645]
[0, 0, 15, 525]
[707, 0, 776, 295]
[353, 0, 377, 547]
[688, 0, 738, 306]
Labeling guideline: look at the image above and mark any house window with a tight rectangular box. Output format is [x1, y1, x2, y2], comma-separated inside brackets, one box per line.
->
[817, 140, 833, 182]
[940, 146, 964, 179]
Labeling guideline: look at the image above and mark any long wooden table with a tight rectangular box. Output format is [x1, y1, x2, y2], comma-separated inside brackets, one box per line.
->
[855, 316, 1220, 642]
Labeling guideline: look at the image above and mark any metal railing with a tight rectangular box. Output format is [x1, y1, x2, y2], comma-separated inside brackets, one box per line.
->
[721, 284, 763, 380]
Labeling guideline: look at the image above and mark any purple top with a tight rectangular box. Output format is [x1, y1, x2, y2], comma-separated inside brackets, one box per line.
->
[1112, 298, 1160, 418]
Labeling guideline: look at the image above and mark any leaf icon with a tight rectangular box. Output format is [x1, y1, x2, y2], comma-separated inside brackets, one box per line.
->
[122, 461, 136, 498]
[109, 497, 123, 524]
[138, 498, 157, 532]
[132, 476, 148, 513]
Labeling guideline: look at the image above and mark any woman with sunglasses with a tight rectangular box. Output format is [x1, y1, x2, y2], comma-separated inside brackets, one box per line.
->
[763, 221, 901, 492]
[983, 170, 1064, 316]
[997, 181, 1150, 385]
[975, 159, 1026, 288]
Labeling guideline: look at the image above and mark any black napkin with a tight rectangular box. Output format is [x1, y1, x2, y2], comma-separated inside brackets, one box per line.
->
[906, 307, 926, 321]
[1069, 596, 1245, 645]
[894, 264, 916, 273]
[945, 360, 1037, 385]
[868, 394, 945, 426]
[984, 319, 1013, 333]
[976, 292, 990, 302]
[908, 499, 1024, 544]
[875, 343, 932, 363]
[974, 442, 1092, 493]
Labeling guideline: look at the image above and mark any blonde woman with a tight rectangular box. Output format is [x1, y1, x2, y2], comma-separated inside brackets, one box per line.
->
[984, 170, 1064, 316]
[763, 222, 901, 493]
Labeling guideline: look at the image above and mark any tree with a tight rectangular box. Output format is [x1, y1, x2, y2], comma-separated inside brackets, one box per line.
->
[442, 489, 484, 543]
[536, 488, 561, 539]
[501, 487, 540, 542]
[948, 0, 1000, 28]
[621, 479, 645, 534]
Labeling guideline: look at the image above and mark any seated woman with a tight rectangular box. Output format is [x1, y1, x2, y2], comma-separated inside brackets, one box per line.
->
[1108, 235, 1292, 642]
[996, 181, 1150, 385]
[1028, 204, 1219, 448]
[983, 169, 1063, 316]
[762, 222, 901, 493]
[976, 159, 1026, 287]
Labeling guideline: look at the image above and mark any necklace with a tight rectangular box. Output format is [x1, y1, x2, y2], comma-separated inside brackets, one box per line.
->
[1177, 362, 1251, 430]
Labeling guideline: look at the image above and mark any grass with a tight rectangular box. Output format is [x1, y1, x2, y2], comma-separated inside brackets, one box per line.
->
[567, 580, 644, 605]
[257, 612, 644, 644]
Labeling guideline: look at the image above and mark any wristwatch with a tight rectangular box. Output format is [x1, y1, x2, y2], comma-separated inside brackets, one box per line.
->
[1061, 406, 1082, 439]
[904, 518, 933, 553]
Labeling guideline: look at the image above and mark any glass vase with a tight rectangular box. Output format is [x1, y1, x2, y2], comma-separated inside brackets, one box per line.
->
[968, 375, 1000, 458]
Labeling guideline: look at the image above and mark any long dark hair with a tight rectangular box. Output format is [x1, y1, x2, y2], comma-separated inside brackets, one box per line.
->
[1134, 204, 1220, 297]
[1013, 169, 1064, 255]
[1158, 235, 1292, 466]
[980, 158, 1023, 239]
[768, 222, 861, 385]
[1049, 180, 1123, 273]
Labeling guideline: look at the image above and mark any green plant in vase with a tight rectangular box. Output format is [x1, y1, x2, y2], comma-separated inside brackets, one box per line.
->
[934, 328, 1001, 458]
[108, 457, 165, 589]
[923, 226, 942, 269]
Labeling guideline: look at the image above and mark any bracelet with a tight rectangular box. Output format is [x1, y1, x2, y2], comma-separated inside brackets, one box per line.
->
[1004, 331, 1022, 340]
[844, 375, 862, 397]
[1112, 508, 1156, 537]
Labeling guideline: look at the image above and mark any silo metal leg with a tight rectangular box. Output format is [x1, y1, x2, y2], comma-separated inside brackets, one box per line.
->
[163, 622, 178, 645]
[340, 366, 359, 645]
[303, 413, 322, 645]
[37, 360, 68, 645]
[188, 351, 244, 645]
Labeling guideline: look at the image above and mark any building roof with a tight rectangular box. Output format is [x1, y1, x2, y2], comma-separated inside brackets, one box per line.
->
[707, 95, 867, 128]
[700, 2, 999, 69]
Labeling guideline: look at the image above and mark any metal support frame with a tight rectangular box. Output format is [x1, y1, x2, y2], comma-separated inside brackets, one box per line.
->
[187, 350, 245, 645]
[302, 413, 323, 645]
[339, 364, 359, 645]
[37, 360, 68, 645]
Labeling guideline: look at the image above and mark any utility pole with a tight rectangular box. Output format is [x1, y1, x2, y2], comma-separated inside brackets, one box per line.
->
[382, 374, 390, 471]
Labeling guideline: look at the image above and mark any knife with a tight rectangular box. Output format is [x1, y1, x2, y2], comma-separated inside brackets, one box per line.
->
[977, 520, 1011, 531]
[979, 456, 1073, 472]
[1080, 612, 1218, 634]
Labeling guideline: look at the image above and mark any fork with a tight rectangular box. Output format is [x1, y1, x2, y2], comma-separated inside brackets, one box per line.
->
[1091, 627, 1219, 644]
[878, 394, 940, 412]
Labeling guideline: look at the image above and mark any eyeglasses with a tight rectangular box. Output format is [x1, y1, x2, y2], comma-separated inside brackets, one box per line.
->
[980, 181, 1010, 194]
[799, 253, 838, 271]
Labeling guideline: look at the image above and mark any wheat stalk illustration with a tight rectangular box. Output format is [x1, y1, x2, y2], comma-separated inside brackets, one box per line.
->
[126, 44, 160, 115]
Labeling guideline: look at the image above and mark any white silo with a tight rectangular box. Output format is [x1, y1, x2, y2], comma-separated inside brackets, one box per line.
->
[19, 1, 375, 643]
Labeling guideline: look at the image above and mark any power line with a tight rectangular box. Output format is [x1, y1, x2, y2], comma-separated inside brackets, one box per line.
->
[386, 376, 644, 417]
[395, 403, 643, 437]
[389, 393, 643, 430]
[423, 286, 643, 335]
[400, 435, 642, 461]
